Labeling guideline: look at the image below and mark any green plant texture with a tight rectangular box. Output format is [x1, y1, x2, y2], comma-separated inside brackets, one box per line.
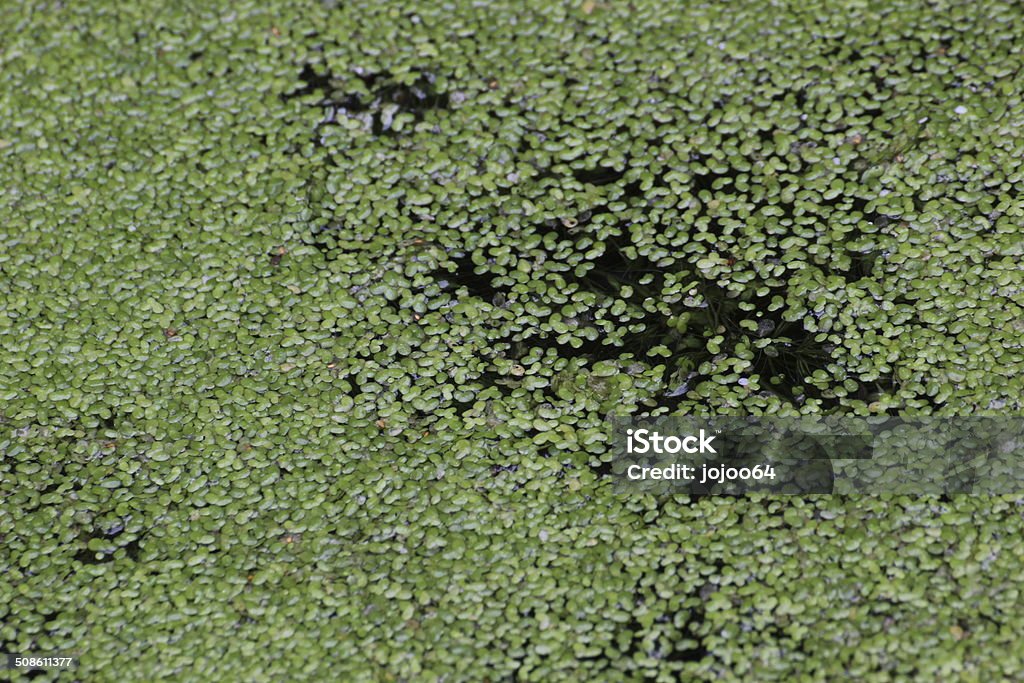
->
[2, 0, 1024, 680]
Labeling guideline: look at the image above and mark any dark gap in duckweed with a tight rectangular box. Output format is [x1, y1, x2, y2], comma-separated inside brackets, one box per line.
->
[73, 546, 111, 565]
[572, 164, 626, 186]
[375, 75, 450, 115]
[432, 228, 851, 415]
[284, 63, 337, 102]
[581, 243, 843, 409]
[122, 536, 143, 562]
[40, 611, 62, 641]
[690, 165, 735, 195]
[436, 251, 500, 302]
[834, 247, 883, 284]
[38, 481, 61, 496]
[287, 62, 449, 140]
[475, 369, 516, 398]
[290, 62, 446, 129]
[792, 86, 808, 110]
[590, 456, 614, 477]
[620, 178, 645, 200]
[673, 592, 711, 664]
[438, 239, 672, 364]
[615, 586, 709, 672]
[524, 326, 653, 364]
[307, 221, 355, 261]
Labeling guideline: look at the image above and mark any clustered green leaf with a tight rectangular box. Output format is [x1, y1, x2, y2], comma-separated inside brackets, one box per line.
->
[1, 0, 1023, 680]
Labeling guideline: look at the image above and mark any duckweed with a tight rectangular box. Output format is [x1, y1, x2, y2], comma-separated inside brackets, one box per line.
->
[2, 0, 1024, 680]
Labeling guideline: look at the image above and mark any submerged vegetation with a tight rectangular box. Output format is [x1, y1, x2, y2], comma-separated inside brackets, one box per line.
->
[2, 0, 1024, 679]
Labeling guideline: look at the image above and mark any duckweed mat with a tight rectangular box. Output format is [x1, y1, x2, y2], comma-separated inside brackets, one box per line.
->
[2, 0, 1024, 680]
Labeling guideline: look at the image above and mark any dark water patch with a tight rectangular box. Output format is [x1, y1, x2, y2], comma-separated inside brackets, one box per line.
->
[374, 74, 450, 114]
[435, 251, 501, 303]
[284, 63, 337, 102]
[73, 523, 144, 565]
[286, 63, 449, 139]
[691, 165, 735, 194]
[572, 164, 626, 186]
[610, 585, 710, 675]
[306, 222, 352, 261]
[431, 222, 848, 419]
[834, 248, 882, 284]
